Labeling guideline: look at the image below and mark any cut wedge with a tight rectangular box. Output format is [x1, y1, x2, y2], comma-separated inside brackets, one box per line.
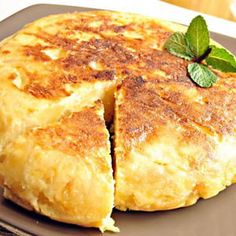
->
[0, 101, 118, 232]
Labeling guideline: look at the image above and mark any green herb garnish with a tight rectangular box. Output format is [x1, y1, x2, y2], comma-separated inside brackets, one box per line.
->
[164, 32, 194, 60]
[164, 15, 236, 87]
[188, 63, 217, 88]
[206, 45, 236, 72]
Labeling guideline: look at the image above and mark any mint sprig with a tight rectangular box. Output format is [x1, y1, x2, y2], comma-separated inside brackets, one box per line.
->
[164, 15, 236, 88]
[164, 32, 194, 60]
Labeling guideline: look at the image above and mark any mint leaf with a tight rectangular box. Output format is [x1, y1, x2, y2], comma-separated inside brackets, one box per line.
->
[186, 15, 209, 58]
[164, 32, 194, 60]
[206, 45, 236, 72]
[188, 63, 217, 88]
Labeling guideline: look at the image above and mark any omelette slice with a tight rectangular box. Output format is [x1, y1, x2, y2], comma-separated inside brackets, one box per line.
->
[114, 76, 236, 211]
[0, 101, 118, 232]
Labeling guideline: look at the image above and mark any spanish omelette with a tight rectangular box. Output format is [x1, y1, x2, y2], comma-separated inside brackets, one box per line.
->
[0, 10, 235, 232]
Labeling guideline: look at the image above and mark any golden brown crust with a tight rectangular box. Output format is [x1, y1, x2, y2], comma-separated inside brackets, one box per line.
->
[31, 103, 108, 156]
[0, 11, 172, 100]
[2, 10, 233, 102]
[116, 75, 236, 149]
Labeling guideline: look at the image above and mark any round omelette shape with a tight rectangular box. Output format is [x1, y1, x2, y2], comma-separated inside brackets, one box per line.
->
[0, 11, 235, 232]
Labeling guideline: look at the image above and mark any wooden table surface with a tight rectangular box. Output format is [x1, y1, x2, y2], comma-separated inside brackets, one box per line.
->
[162, 0, 236, 21]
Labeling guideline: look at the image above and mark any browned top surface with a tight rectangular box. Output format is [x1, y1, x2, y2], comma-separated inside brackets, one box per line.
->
[0, 11, 235, 144]
[116, 75, 236, 149]
[28, 102, 108, 156]
[0, 11, 173, 99]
